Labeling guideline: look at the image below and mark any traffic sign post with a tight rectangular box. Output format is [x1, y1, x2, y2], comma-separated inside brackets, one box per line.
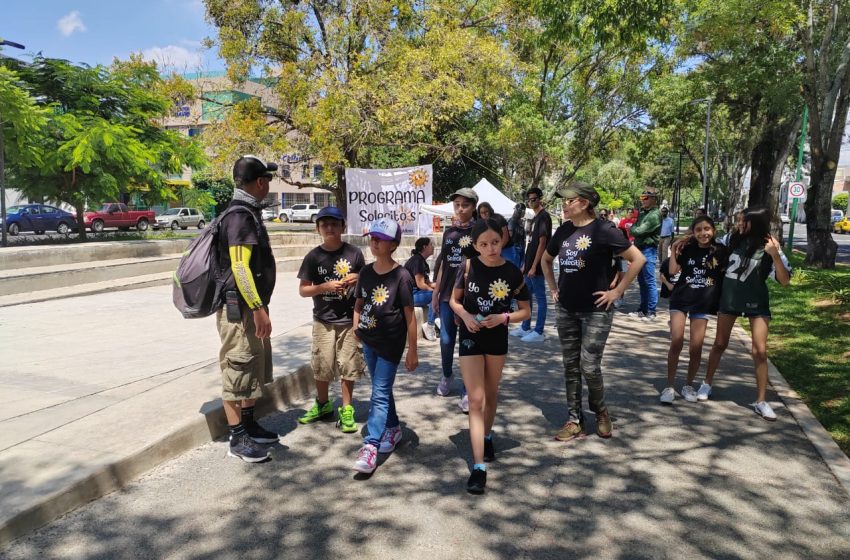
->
[786, 181, 806, 253]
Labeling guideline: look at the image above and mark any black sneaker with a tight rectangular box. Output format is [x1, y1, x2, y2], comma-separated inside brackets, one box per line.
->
[466, 468, 487, 494]
[228, 434, 270, 463]
[483, 437, 495, 462]
[246, 422, 279, 444]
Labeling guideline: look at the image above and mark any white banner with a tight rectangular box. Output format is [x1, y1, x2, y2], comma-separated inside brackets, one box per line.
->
[345, 165, 433, 236]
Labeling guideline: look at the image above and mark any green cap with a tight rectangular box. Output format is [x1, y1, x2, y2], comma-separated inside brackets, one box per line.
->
[555, 181, 600, 207]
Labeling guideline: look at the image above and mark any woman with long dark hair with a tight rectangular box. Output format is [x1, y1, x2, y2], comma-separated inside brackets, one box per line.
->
[404, 237, 438, 341]
[700, 207, 791, 420]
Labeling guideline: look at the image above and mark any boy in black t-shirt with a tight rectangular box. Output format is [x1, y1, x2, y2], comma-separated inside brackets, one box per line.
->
[511, 187, 552, 343]
[297, 207, 366, 433]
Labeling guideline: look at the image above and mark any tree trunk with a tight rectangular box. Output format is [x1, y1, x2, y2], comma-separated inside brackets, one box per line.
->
[73, 200, 87, 241]
[334, 163, 347, 214]
[747, 116, 800, 232]
[804, 161, 838, 268]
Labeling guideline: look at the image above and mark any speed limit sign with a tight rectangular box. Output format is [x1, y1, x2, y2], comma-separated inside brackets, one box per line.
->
[788, 181, 806, 199]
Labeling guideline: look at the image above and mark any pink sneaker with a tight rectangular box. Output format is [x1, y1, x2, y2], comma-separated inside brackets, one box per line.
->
[353, 444, 378, 473]
[378, 425, 403, 453]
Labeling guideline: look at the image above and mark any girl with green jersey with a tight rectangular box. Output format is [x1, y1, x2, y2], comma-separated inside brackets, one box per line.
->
[701, 207, 791, 420]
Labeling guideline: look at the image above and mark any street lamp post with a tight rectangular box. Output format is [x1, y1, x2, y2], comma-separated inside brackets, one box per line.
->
[1, 39, 27, 248]
[689, 98, 713, 214]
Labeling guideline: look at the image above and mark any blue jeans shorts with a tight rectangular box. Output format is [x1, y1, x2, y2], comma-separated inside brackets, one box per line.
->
[669, 308, 710, 321]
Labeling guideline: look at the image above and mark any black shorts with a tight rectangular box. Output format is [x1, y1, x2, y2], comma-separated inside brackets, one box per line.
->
[458, 324, 508, 356]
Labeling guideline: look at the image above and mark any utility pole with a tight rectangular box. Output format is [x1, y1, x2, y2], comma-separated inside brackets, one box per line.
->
[1, 38, 27, 248]
[786, 105, 808, 253]
[689, 98, 713, 214]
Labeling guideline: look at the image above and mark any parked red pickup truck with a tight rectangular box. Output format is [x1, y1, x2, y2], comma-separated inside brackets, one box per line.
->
[83, 203, 156, 233]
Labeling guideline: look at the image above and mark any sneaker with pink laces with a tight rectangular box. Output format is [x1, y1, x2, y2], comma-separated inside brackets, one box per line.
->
[353, 444, 378, 473]
[378, 425, 403, 453]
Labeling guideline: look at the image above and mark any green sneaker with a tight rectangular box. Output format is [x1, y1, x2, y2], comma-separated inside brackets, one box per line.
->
[337, 404, 357, 433]
[298, 399, 334, 424]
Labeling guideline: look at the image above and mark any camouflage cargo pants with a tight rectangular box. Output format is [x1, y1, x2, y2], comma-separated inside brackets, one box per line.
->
[555, 307, 614, 425]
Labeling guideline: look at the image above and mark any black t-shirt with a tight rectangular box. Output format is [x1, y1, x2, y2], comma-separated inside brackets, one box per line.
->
[546, 218, 631, 312]
[453, 257, 529, 325]
[297, 242, 365, 325]
[659, 258, 679, 299]
[355, 264, 415, 363]
[436, 225, 478, 301]
[218, 202, 276, 306]
[669, 243, 727, 313]
[491, 213, 512, 248]
[524, 209, 553, 271]
[403, 253, 431, 286]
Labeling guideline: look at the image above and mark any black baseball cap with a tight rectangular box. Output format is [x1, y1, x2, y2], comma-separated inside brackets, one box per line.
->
[556, 181, 600, 207]
[232, 155, 278, 184]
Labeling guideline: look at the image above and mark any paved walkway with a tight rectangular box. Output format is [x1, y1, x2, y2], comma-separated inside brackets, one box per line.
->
[2, 283, 849, 559]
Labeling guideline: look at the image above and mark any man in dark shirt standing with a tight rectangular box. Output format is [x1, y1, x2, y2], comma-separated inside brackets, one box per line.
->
[629, 187, 662, 321]
[217, 155, 279, 462]
[510, 187, 552, 343]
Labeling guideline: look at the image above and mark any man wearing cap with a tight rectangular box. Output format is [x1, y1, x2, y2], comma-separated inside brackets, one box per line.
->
[629, 187, 662, 321]
[659, 206, 675, 260]
[217, 155, 279, 463]
[510, 186, 552, 342]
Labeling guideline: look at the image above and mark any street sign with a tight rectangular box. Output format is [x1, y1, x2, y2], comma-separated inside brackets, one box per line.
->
[788, 181, 806, 199]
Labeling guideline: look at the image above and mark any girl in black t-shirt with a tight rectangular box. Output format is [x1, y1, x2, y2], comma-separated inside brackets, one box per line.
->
[432, 189, 479, 410]
[449, 219, 530, 494]
[404, 237, 437, 341]
[541, 182, 645, 441]
[661, 216, 727, 405]
[351, 219, 418, 474]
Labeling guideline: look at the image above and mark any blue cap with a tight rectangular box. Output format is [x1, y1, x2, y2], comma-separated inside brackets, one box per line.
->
[316, 206, 345, 222]
[364, 218, 402, 243]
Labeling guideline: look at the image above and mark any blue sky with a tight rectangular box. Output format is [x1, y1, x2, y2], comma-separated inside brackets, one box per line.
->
[1, 0, 224, 72]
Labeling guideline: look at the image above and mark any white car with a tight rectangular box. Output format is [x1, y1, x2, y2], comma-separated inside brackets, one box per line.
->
[780, 213, 790, 224]
[154, 208, 205, 230]
[261, 207, 277, 221]
[279, 203, 320, 223]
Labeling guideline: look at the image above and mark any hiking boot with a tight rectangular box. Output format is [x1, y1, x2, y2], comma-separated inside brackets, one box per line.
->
[466, 468, 487, 494]
[336, 404, 358, 433]
[459, 393, 469, 414]
[298, 399, 334, 424]
[697, 382, 712, 401]
[753, 401, 777, 421]
[681, 385, 698, 403]
[422, 323, 437, 341]
[554, 421, 585, 441]
[246, 422, 279, 444]
[378, 425, 403, 453]
[436, 376, 452, 396]
[659, 386, 675, 405]
[353, 444, 378, 473]
[484, 436, 495, 462]
[596, 409, 613, 438]
[227, 434, 270, 463]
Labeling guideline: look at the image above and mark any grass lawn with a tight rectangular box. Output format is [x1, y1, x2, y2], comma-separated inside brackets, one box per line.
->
[765, 252, 850, 456]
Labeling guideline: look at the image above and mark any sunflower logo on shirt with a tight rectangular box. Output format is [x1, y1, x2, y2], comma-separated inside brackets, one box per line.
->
[458, 235, 472, 248]
[488, 279, 510, 301]
[706, 278, 715, 287]
[575, 235, 592, 251]
[361, 315, 377, 330]
[334, 258, 351, 278]
[371, 285, 390, 305]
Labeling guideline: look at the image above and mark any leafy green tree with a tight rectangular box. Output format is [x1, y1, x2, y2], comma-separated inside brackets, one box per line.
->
[833, 193, 849, 211]
[192, 173, 235, 215]
[3, 56, 207, 239]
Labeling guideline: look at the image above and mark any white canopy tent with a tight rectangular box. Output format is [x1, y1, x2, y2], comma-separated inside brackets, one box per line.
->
[419, 178, 532, 219]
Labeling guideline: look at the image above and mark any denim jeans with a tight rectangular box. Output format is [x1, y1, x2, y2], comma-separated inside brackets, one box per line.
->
[439, 301, 457, 378]
[361, 342, 400, 447]
[412, 288, 436, 324]
[555, 308, 614, 424]
[637, 245, 658, 314]
[521, 274, 547, 334]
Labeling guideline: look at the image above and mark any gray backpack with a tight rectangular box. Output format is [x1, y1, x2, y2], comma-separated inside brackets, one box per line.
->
[172, 205, 260, 318]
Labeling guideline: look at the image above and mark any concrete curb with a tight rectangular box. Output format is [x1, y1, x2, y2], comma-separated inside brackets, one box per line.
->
[0, 364, 314, 547]
[732, 325, 850, 497]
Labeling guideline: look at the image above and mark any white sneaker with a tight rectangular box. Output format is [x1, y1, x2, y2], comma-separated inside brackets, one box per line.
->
[659, 386, 675, 404]
[436, 376, 451, 397]
[459, 393, 469, 413]
[753, 401, 777, 421]
[434, 317, 442, 331]
[509, 326, 530, 337]
[681, 385, 698, 402]
[696, 382, 712, 401]
[422, 323, 437, 341]
[378, 425, 403, 453]
[353, 444, 378, 473]
[628, 311, 646, 319]
[641, 313, 657, 322]
[520, 331, 545, 343]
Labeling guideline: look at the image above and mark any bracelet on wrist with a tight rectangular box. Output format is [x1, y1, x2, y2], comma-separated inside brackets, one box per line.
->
[503, 312, 510, 325]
